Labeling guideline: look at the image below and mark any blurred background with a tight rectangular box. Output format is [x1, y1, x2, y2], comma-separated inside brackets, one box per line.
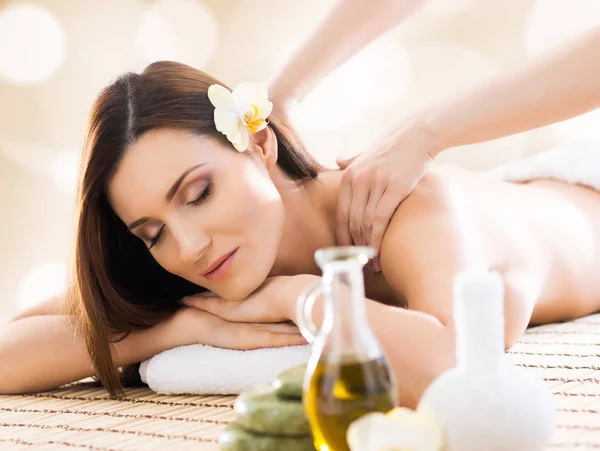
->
[1, 0, 599, 322]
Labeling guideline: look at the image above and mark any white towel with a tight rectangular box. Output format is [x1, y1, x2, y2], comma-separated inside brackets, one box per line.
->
[140, 144, 600, 396]
[486, 142, 600, 191]
[140, 344, 311, 395]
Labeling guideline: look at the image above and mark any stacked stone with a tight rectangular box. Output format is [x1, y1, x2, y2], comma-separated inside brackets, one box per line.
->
[219, 365, 316, 451]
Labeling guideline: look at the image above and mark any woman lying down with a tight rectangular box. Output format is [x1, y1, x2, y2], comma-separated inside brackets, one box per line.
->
[2, 61, 600, 409]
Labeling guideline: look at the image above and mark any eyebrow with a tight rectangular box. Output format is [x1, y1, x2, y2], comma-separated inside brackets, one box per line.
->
[127, 163, 208, 231]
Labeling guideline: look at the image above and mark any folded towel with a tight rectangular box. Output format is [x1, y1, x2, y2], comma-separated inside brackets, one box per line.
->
[140, 144, 600, 396]
[486, 142, 600, 191]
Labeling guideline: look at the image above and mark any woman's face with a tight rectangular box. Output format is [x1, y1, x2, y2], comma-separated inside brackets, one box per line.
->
[107, 128, 285, 302]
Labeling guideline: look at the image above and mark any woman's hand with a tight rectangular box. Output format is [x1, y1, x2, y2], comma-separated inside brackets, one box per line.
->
[336, 121, 442, 271]
[181, 275, 319, 325]
[168, 306, 306, 351]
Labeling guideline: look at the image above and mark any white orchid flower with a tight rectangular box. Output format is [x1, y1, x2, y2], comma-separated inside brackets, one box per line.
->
[347, 407, 444, 451]
[207, 82, 273, 152]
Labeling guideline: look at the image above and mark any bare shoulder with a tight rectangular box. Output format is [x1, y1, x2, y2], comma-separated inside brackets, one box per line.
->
[378, 166, 541, 345]
[378, 166, 480, 322]
[9, 292, 69, 323]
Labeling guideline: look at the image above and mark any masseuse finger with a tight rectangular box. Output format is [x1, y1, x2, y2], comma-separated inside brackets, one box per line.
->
[348, 172, 371, 246]
[336, 154, 358, 170]
[336, 169, 354, 246]
[363, 178, 386, 251]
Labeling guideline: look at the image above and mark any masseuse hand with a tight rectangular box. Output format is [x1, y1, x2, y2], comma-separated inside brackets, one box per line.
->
[336, 122, 440, 271]
[181, 274, 318, 326]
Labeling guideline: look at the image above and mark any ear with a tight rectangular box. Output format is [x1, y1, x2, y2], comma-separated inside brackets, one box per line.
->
[248, 126, 278, 170]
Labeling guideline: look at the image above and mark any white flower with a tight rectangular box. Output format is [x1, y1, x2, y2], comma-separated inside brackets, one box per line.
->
[347, 407, 444, 451]
[207, 82, 273, 152]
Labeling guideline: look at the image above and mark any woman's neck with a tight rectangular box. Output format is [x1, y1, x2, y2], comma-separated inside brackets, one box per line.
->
[269, 169, 343, 277]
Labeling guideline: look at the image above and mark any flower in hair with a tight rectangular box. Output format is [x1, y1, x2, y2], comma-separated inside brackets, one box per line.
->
[207, 82, 273, 152]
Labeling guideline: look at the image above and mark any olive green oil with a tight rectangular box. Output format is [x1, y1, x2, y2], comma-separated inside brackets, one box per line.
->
[305, 356, 396, 451]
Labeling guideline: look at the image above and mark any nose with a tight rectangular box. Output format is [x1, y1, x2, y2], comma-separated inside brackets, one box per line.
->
[172, 222, 211, 265]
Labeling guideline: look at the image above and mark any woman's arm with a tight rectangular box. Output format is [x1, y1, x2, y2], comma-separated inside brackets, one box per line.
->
[0, 307, 305, 395]
[0, 314, 172, 394]
[269, 0, 425, 104]
[422, 26, 600, 151]
[289, 277, 457, 409]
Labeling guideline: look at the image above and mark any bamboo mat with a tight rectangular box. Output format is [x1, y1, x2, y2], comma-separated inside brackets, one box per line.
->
[2, 314, 600, 450]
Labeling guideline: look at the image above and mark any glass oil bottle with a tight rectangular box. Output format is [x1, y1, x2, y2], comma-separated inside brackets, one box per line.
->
[296, 246, 397, 451]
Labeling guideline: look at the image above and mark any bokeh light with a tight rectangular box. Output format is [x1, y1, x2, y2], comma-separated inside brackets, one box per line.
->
[407, 42, 500, 106]
[552, 108, 600, 145]
[294, 38, 411, 130]
[49, 150, 79, 195]
[421, 0, 473, 16]
[16, 262, 67, 310]
[526, 0, 600, 56]
[0, 3, 67, 86]
[136, 0, 218, 69]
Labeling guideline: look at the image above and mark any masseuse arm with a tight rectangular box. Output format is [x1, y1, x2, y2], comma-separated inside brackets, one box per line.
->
[337, 25, 600, 262]
[421, 26, 600, 150]
[268, 0, 425, 107]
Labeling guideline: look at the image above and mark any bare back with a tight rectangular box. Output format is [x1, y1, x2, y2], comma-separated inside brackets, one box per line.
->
[367, 165, 600, 330]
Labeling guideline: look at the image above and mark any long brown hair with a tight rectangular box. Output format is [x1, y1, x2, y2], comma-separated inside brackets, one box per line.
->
[68, 61, 323, 397]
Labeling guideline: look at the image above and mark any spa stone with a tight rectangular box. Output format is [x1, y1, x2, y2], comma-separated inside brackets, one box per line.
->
[273, 364, 305, 400]
[234, 383, 310, 436]
[219, 422, 316, 451]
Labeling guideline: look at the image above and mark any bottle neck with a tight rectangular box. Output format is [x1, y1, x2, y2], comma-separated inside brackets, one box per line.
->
[321, 261, 375, 358]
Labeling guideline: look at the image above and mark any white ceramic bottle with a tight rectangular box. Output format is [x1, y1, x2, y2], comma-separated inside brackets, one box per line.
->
[418, 271, 555, 451]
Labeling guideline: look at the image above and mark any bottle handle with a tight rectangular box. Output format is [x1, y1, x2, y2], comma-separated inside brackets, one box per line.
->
[296, 279, 325, 343]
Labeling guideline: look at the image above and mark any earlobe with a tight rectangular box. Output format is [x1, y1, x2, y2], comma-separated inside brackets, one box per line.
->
[250, 126, 278, 169]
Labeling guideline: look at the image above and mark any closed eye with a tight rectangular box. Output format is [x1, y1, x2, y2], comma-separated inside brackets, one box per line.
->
[187, 182, 213, 206]
[148, 225, 164, 249]
[147, 182, 214, 250]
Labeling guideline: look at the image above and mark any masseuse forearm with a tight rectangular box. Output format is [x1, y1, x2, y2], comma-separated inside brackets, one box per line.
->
[271, 0, 425, 101]
[422, 26, 600, 152]
[0, 315, 170, 394]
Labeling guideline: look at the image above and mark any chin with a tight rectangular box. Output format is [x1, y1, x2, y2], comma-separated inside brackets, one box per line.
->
[217, 248, 276, 302]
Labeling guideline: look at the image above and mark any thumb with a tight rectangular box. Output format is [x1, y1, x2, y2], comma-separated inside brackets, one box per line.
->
[336, 154, 358, 169]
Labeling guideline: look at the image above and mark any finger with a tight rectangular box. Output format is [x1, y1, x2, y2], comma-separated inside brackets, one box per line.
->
[362, 178, 386, 249]
[336, 154, 358, 169]
[336, 172, 353, 246]
[256, 331, 308, 349]
[262, 322, 302, 334]
[370, 188, 404, 268]
[349, 176, 370, 246]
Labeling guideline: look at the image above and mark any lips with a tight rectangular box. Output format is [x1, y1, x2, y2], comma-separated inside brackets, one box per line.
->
[201, 249, 237, 276]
